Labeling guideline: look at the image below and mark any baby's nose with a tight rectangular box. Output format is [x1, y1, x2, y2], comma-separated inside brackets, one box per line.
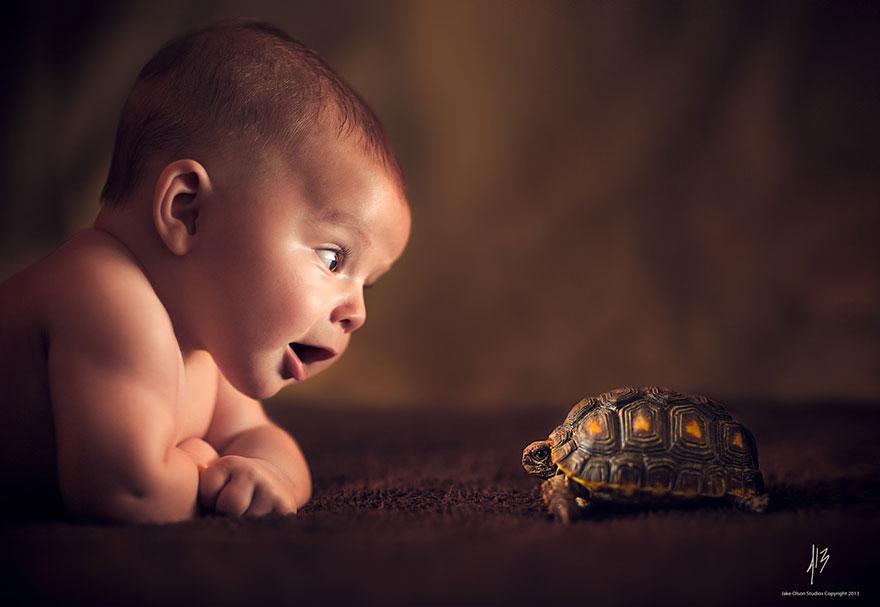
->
[330, 290, 366, 333]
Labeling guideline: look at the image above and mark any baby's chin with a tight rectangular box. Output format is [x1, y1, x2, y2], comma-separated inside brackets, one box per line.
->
[219, 347, 340, 400]
[215, 353, 289, 400]
[231, 370, 282, 400]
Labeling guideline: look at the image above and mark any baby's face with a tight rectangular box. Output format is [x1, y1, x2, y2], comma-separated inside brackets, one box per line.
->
[189, 134, 410, 399]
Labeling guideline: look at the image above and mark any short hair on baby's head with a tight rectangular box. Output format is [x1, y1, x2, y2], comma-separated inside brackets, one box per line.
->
[101, 19, 404, 205]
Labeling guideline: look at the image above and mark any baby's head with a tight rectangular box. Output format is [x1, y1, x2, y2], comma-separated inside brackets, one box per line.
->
[96, 21, 410, 399]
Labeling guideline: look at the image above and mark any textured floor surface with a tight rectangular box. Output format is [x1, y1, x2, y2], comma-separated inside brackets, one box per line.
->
[2, 401, 878, 606]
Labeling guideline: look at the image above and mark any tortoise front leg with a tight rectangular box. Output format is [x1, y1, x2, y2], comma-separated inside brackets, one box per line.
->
[541, 475, 582, 523]
[731, 492, 770, 513]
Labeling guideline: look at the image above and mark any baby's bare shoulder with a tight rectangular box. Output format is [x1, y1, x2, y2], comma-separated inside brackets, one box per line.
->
[2, 229, 171, 347]
[48, 228, 152, 290]
[39, 229, 172, 338]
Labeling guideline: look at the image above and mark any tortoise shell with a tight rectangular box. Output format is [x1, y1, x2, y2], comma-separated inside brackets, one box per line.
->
[544, 386, 764, 502]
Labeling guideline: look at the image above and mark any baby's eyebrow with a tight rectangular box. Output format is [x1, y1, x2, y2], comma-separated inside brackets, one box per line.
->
[318, 209, 370, 245]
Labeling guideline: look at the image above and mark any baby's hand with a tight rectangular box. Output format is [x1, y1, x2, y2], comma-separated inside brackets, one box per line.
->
[176, 437, 220, 469]
[197, 455, 298, 518]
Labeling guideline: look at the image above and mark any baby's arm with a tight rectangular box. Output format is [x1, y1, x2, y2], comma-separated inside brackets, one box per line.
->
[48, 262, 203, 524]
[199, 372, 312, 516]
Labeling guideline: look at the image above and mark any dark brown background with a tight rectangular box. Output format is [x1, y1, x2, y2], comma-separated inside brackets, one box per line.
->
[2, 0, 878, 409]
[2, 3, 879, 605]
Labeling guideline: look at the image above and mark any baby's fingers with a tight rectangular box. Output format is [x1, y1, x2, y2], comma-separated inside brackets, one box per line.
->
[198, 463, 231, 511]
[243, 484, 276, 518]
[244, 484, 297, 518]
[214, 475, 255, 517]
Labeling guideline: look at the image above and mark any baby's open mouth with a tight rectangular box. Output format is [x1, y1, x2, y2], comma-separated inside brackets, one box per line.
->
[288, 342, 335, 365]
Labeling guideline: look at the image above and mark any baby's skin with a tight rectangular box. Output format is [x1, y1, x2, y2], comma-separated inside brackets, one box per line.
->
[0, 131, 410, 523]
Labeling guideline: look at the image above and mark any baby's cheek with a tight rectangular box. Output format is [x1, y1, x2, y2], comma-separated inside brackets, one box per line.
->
[273, 268, 312, 308]
[287, 280, 328, 320]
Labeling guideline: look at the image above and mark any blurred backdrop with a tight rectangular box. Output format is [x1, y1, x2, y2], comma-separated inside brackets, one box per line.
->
[2, 0, 878, 408]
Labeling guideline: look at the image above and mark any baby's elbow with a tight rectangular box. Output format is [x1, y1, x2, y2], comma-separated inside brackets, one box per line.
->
[59, 448, 198, 525]
[63, 486, 195, 525]
[58, 463, 149, 525]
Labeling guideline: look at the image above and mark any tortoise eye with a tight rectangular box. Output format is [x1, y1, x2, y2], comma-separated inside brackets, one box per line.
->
[534, 446, 550, 462]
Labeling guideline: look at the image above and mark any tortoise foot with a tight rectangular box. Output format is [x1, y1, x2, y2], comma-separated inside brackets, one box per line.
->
[732, 492, 769, 513]
[541, 475, 582, 523]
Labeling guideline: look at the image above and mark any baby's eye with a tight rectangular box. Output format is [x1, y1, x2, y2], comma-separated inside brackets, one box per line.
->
[316, 248, 342, 272]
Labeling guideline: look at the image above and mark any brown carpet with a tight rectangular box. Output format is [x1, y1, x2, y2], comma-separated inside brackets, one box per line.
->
[2, 401, 878, 606]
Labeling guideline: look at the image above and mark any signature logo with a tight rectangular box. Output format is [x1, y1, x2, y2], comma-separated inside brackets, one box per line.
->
[807, 544, 830, 585]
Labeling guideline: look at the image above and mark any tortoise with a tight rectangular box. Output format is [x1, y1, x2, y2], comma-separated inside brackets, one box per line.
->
[522, 386, 768, 522]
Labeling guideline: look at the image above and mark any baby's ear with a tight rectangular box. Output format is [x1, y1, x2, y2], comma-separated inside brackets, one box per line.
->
[153, 159, 210, 255]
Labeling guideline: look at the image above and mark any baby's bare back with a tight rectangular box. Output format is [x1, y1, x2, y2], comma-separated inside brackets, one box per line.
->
[0, 229, 217, 518]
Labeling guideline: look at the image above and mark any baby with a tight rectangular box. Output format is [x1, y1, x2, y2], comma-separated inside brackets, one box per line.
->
[0, 21, 410, 524]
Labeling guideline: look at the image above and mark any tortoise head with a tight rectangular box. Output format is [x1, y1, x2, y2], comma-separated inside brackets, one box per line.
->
[522, 440, 555, 479]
